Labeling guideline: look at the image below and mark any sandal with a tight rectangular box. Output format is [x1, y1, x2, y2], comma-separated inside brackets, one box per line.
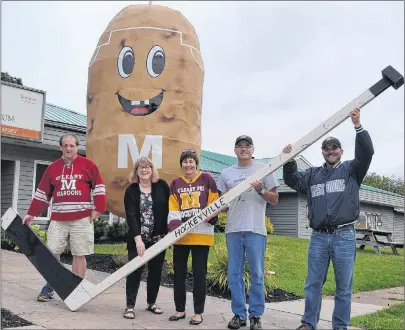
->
[169, 312, 186, 321]
[146, 303, 163, 314]
[123, 307, 135, 319]
[190, 315, 203, 325]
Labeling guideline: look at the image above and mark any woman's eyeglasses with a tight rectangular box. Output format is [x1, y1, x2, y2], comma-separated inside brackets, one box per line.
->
[138, 165, 152, 170]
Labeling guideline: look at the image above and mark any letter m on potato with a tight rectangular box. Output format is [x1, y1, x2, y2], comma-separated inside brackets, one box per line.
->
[118, 134, 162, 168]
[180, 192, 200, 210]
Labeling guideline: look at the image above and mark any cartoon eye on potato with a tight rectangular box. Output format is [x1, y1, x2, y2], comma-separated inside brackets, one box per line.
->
[86, 4, 205, 217]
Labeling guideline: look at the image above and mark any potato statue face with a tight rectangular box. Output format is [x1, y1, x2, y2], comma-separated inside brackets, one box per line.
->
[86, 4, 204, 217]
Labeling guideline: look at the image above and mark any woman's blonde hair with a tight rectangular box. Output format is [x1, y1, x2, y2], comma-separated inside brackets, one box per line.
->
[128, 156, 159, 184]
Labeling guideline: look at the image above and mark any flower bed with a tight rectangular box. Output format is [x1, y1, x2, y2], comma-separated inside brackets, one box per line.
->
[1, 309, 33, 328]
[59, 252, 301, 303]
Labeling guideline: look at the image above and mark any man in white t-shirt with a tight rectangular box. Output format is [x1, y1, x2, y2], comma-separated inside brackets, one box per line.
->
[217, 135, 280, 330]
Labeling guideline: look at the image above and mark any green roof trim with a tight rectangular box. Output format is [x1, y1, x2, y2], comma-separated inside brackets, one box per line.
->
[43, 103, 402, 198]
[359, 184, 403, 197]
[45, 103, 87, 128]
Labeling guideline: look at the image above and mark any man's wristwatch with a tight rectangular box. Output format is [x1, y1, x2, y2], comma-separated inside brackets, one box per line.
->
[257, 188, 266, 195]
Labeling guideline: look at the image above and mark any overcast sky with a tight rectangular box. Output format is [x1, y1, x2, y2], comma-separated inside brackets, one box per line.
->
[2, 1, 404, 178]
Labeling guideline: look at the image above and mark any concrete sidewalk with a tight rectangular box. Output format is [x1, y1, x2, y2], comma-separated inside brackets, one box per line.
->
[1, 250, 383, 329]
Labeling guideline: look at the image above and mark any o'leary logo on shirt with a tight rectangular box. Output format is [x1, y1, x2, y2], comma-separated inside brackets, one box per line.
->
[234, 172, 248, 184]
[55, 174, 83, 197]
[311, 179, 345, 197]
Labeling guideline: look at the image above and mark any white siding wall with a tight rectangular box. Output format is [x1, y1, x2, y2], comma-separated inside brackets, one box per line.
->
[298, 193, 312, 239]
[266, 193, 298, 237]
[393, 212, 404, 243]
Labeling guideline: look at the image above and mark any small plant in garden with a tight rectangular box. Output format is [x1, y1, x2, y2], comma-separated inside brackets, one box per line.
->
[33, 225, 48, 243]
[166, 260, 174, 275]
[107, 221, 128, 241]
[214, 212, 227, 232]
[6, 225, 47, 252]
[207, 235, 277, 296]
[2, 231, 17, 250]
[94, 216, 109, 241]
[265, 216, 274, 235]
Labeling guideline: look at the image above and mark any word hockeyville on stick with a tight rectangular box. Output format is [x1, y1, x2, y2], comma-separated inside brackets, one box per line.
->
[174, 199, 227, 237]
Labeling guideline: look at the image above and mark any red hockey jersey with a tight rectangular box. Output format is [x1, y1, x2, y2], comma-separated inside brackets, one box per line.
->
[27, 155, 106, 221]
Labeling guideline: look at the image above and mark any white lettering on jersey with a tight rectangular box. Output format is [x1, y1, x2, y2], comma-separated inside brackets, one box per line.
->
[60, 179, 77, 190]
[311, 179, 346, 198]
[326, 179, 345, 193]
[311, 183, 325, 197]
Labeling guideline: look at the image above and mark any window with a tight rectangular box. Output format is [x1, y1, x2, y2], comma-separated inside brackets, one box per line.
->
[32, 160, 52, 220]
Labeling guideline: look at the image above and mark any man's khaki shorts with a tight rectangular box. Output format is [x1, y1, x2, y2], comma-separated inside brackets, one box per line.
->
[47, 217, 94, 256]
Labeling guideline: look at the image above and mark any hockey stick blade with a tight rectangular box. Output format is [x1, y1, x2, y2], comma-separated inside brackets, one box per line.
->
[1, 208, 96, 302]
[61, 65, 402, 311]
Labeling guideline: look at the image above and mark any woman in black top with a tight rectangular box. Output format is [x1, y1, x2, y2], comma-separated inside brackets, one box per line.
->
[123, 156, 170, 319]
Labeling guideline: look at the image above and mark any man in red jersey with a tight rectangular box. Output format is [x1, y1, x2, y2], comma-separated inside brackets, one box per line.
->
[22, 134, 106, 302]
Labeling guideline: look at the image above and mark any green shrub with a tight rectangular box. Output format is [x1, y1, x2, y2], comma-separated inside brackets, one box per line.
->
[207, 235, 276, 296]
[265, 216, 274, 235]
[215, 212, 227, 232]
[32, 224, 47, 243]
[5, 224, 47, 252]
[166, 260, 174, 275]
[94, 216, 109, 241]
[107, 222, 128, 241]
[2, 230, 16, 250]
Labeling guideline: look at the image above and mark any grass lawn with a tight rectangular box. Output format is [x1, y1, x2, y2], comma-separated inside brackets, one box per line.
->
[350, 303, 404, 330]
[94, 233, 404, 297]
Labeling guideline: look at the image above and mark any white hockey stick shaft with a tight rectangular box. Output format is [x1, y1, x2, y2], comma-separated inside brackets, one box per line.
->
[64, 65, 403, 311]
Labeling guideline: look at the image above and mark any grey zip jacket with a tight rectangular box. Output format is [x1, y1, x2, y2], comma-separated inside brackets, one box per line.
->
[283, 125, 374, 230]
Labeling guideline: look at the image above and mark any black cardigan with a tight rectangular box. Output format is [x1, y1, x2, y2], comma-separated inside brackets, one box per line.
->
[124, 178, 170, 250]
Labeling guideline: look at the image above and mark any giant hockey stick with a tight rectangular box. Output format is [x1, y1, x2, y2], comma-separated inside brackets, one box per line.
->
[1, 65, 403, 312]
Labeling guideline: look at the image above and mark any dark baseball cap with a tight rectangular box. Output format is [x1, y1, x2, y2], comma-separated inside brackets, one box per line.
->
[235, 135, 253, 146]
[322, 137, 342, 149]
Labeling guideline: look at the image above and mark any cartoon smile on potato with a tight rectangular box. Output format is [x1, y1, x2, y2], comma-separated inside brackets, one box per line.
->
[86, 4, 205, 217]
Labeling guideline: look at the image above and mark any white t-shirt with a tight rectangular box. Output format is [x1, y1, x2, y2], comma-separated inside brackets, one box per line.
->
[217, 162, 280, 236]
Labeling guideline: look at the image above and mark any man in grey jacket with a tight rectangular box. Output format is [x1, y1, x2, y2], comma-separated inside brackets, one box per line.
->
[282, 108, 374, 330]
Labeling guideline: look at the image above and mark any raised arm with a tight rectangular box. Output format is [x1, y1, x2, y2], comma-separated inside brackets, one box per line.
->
[349, 109, 374, 185]
[283, 159, 310, 195]
[282, 145, 311, 195]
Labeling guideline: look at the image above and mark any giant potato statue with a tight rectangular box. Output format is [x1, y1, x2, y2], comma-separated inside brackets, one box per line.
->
[86, 4, 204, 217]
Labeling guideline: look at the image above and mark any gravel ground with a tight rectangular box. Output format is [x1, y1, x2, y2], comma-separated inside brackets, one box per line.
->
[1, 308, 33, 328]
[59, 253, 301, 303]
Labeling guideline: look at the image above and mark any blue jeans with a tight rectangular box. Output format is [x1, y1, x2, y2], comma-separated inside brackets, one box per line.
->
[226, 231, 267, 320]
[39, 282, 54, 298]
[302, 226, 356, 330]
